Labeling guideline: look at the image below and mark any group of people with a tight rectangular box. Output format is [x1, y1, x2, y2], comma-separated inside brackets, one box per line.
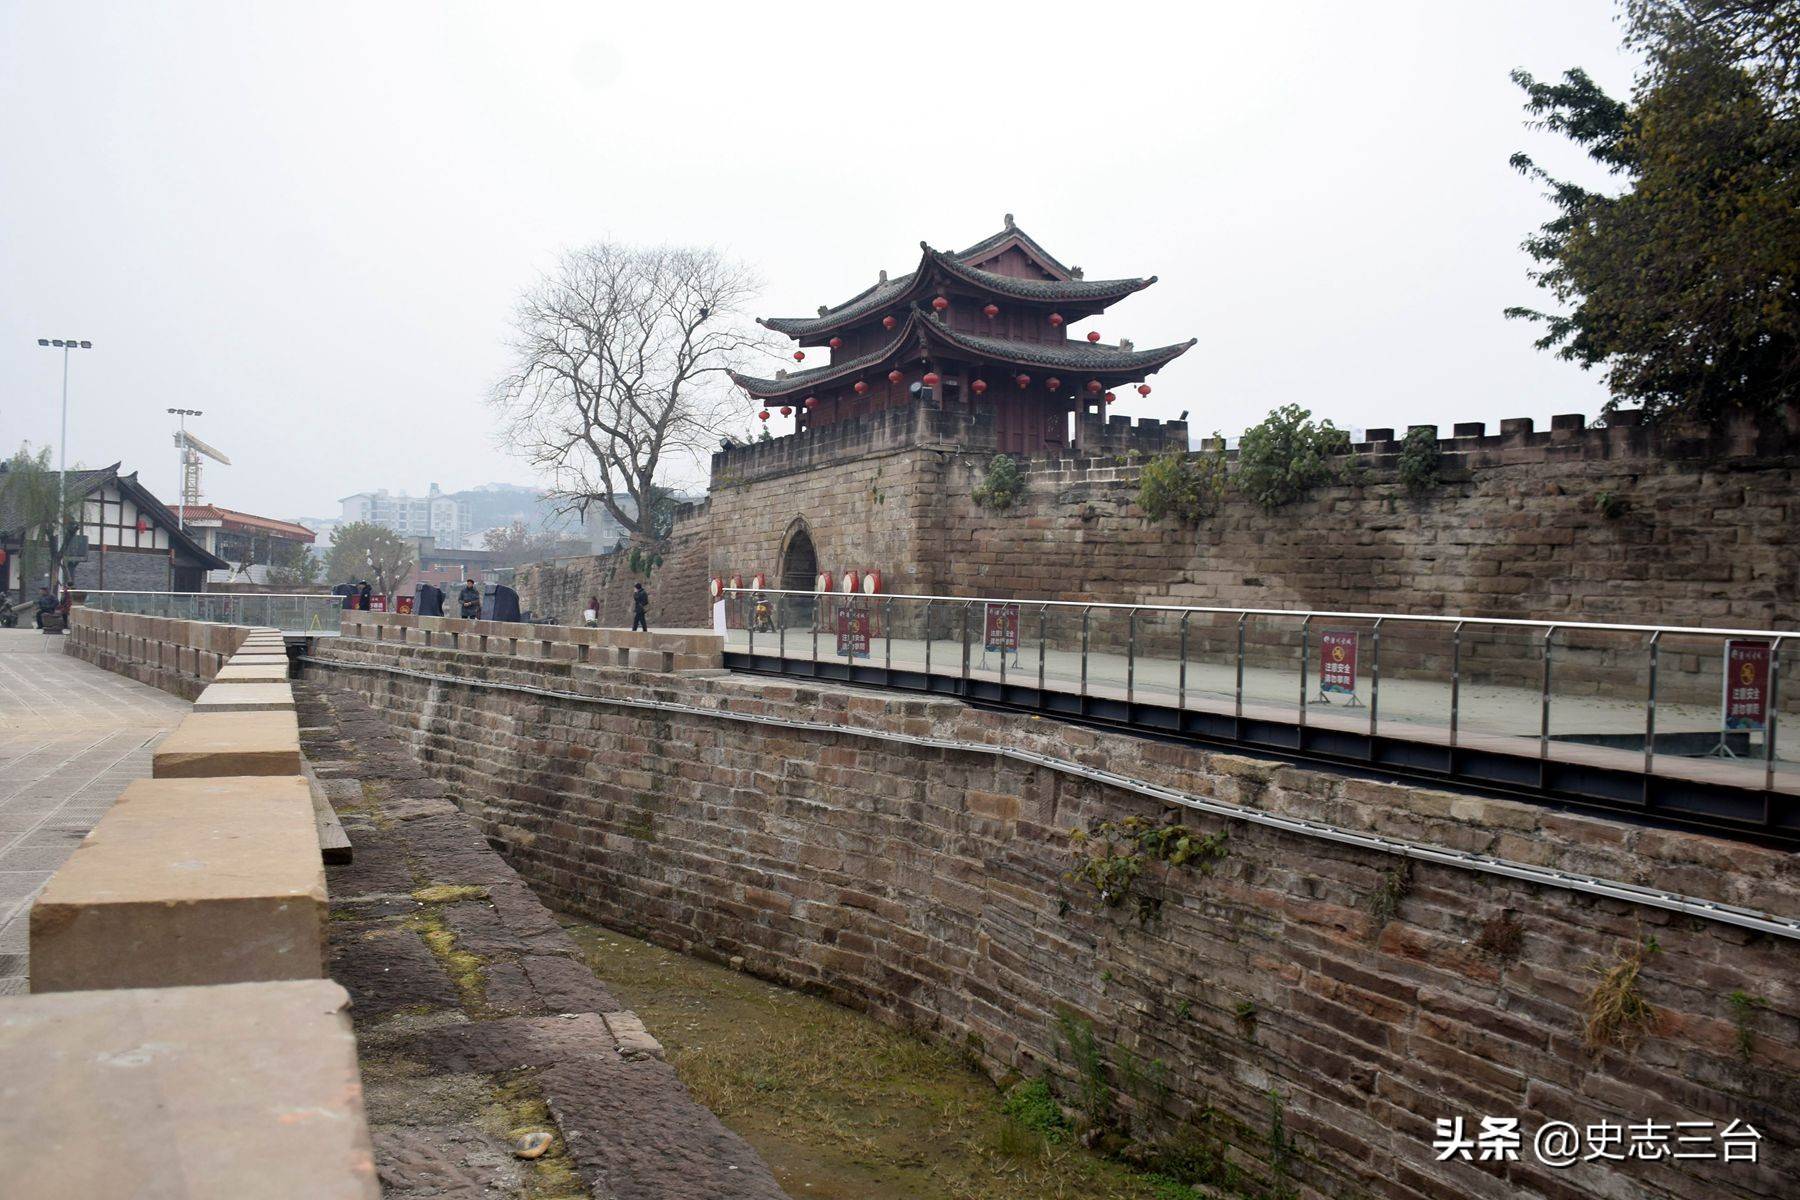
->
[581, 582, 650, 631]
[33, 585, 71, 631]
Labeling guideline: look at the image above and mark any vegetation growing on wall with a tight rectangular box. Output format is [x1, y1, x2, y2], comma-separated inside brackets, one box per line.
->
[1234, 405, 1352, 509]
[1585, 935, 1660, 1049]
[1137, 444, 1228, 524]
[1396, 426, 1442, 495]
[973, 454, 1025, 511]
[1065, 815, 1229, 924]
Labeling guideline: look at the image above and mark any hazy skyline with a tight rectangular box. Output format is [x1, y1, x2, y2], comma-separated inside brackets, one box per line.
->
[1, 1, 1641, 520]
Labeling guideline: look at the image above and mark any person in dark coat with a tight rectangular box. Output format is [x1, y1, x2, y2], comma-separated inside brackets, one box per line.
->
[357, 580, 372, 611]
[34, 586, 56, 629]
[630, 582, 649, 632]
[459, 578, 481, 620]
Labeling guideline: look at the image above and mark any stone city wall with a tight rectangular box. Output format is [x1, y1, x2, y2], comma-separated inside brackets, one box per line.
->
[64, 607, 259, 699]
[310, 632, 1800, 1200]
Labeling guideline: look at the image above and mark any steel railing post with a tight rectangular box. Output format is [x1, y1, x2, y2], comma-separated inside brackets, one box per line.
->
[1768, 636, 1785, 795]
[924, 600, 933, 679]
[1235, 613, 1246, 721]
[1038, 604, 1048, 696]
[1370, 619, 1382, 738]
[811, 594, 819, 673]
[1300, 615, 1312, 728]
[1645, 631, 1662, 777]
[884, 598, 893, 674]
[1450, 621, 1465, 753]
[1127, 608, 1138, 707]
[961, 601, 972, 689]
[1080, 606, 1091, 701]
[999, 603, 1008, 691]
[746, 593, 754, 659]
[779, 596, 786, 661]
[1540, 625, 1556, 763]
[1178, 611, 1189, 715]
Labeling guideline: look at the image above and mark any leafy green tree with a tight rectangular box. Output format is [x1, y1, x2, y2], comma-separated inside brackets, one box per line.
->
[326, 521, 415, 597]
[264, 543, 323, 589]
[1508, 1, 1800, 421]
[1235, 405, 1351, 509]
[0, 443, 81, 591]
[972, 455, 1025, 511]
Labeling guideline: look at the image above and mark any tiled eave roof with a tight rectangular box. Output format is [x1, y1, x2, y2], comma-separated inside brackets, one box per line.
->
[180, 505, 317, 542]
[732, 308, 1195, 399]
[918, 318, 1197, 377]
[757, 225, 1151, 341]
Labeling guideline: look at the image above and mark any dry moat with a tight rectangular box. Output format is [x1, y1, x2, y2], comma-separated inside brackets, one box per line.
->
[559, 915, 1209, 1200]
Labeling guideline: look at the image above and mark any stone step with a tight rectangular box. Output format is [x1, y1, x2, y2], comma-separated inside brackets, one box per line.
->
[153, 710, 302, 777]
[29, 775, 327, 992]
[212, 662, 290, 684]
[0, 979, 379, 1199]
[193, 681, 297, 714]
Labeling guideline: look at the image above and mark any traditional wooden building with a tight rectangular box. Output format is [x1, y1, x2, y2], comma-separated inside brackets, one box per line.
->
[730, 216, 1195, 455]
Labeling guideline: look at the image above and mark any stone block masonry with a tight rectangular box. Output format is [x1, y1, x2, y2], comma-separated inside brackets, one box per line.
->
[312, 632, 1800, 1200]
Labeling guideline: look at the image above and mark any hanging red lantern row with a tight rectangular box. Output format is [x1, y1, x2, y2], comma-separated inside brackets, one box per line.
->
[971, 378, 988, 395]
[882, 315, 897, 330]
[1015, 374, 1031, 389]
[983, 303, 999, 319]
[1048, 312, 1065, 327]
[888, 368, 903, 384]
[931, 295, 949, 312]
[1045, 376, 1061, 391]
[1087, 331, 1101, 343]
[1138, 384, 1152, 397]
[780, 405, 792, 416]
[829, 336, 842, 349]
[854, 380, 870, 394]
[758, 410, 770, 421]
[923, 371, 941, 388]
[1087, 379, 1103, 394]
[793, 350, 805, 362]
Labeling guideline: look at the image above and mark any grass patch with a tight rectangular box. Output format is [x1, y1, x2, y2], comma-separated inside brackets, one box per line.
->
[412, 884, 491, 905]
[480, 1072, 585, 1200]
[1000, 1079, 1071, 1143]
[408, 907, 491, 1016]
[1585, 936, 1659, 1050]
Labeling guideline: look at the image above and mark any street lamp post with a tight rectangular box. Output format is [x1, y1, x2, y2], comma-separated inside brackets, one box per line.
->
[35, 338, 92, 586]
[167, 407, 203, 531]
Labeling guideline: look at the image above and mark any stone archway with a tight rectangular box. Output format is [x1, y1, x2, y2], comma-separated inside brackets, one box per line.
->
[779, 521, 817, 593]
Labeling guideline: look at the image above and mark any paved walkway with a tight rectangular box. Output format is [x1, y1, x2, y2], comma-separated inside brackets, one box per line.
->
[0, 629, 189, 994]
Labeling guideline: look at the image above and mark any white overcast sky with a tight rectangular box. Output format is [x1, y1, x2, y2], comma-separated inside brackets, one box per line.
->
[0, 1, 1641, 521]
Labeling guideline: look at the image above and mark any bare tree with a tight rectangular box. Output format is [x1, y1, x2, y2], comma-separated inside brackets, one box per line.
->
[492, 243, 764, 545]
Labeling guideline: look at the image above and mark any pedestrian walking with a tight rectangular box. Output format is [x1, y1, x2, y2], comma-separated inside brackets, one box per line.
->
[630, 582, 650, 632]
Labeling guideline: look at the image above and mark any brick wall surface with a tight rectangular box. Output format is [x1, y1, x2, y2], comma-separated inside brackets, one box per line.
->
[64, 608, 254, 699]
[312, 634, 1800, 1200]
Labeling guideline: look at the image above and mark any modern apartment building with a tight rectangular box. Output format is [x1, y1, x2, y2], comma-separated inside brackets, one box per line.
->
[337, 483, 470, 544]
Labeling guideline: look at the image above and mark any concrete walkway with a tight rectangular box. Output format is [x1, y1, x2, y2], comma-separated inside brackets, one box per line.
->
[0, 629, 189, 994]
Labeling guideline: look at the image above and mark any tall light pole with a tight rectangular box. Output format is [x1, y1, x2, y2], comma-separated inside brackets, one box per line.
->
[167, 408, 203, 531]
[36, 338, 92, 586]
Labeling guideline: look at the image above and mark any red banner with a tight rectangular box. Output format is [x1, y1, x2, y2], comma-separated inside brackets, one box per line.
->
[396, 596, 414, 614]
[835, 601, 870, 659]
[1319, 630, 1358, 696]
[370, 594, 388, 613]
[1724, 640, 1772, 732]
[983, 603, 1021, 652]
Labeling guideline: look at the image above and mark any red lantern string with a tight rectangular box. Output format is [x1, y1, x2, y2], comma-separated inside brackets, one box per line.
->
[882, 315, 897, 330]
[1015, 374, 1031, 389]
[855, 380, 870, 394]
[1048, 313, 1064, 327]
[1138, 384, 1152, 397]
[1045, 377, 1061, 391]
[1087, 380, 1103, 394]
[758, 410, 770, 421]
[931, 296, 949, 312]
[780, 405, 792, 416]
[888, 369, 903, 384]
[1104, 391, 1117, 404]
[1087, 331, 1101, 343]
[983, 304, 999, 319]
[804, 396, 817, 408]
[829, 336, 842, 349]
[793, 350, 805, 362]
[971, 379, 988, 395]
[923, 371, 941, 387]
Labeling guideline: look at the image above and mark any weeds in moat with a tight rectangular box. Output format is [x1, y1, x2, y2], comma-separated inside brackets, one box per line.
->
[1728, 991, 1767, 1063]
[1585, 936, 1660, 1050]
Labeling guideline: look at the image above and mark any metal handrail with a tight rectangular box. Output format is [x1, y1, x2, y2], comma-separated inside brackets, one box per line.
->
[722, 587, 1797, 641]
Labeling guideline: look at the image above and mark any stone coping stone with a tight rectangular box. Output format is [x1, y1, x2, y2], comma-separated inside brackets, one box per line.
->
[152, 710, 303, 778]
[30, 775, 327, 992]
[226, 653, 290, 668]
[0, 979, 379, 1199]
[210, 662, 291, 685]
[193, 681, 297, 714]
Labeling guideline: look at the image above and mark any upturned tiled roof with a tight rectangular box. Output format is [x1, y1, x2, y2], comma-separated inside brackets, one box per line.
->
[730, 313, 926, 399]
[919, 318, 1197, 375]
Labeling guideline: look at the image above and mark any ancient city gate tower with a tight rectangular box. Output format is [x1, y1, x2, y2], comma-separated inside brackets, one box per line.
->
[730, 215, 1196, 456]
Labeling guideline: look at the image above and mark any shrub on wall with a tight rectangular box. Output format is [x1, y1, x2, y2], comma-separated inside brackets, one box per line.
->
[973, 454, 1025, 511]
[1396, 426, 1442, 495]
[1234, 404, 1352, 509]
[1137, 443, 1228, 525]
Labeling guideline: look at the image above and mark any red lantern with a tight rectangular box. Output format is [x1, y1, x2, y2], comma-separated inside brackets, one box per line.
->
[1087, 379, 1103, 394]
[888, 369, 903, 384]
[983, 303, 999, 319]
[862, 569, 882, 595]
[1016, 374, 1031, 389]
[882, 315, 897, 330]
[1045, 377, 1061, 392]
[780, 405, 792, 416]
[793, 350, 805, 362]
[1138, 384, 1152, 397]
[758, 410, 770, 421]
[971, 378, 988, 395]
[931, 295, 949, 312]
[923, 371, 941, 387]
[829, 336, 842, 349]
[135, 517, 150, 533]
[1104, 391, 1117, 404]
[804, 396, 818, 409]
[1048, 312, 1064, 327]
[855, 380, 870, 394]
[1087, 331, 1101, 343]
